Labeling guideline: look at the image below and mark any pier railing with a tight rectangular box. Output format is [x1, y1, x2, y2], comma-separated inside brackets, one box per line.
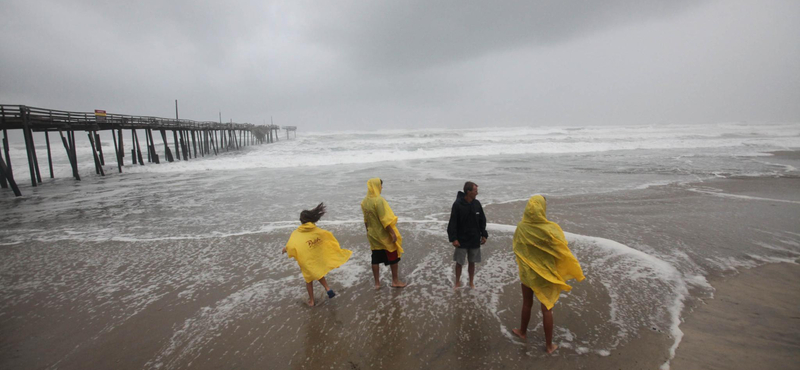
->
[0, 105, 270, 131]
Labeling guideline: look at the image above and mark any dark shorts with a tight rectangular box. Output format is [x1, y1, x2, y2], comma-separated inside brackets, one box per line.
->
[372, 250, 400, 266]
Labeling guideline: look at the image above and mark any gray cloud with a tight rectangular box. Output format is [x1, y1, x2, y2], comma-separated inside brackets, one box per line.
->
[1, 1, 798, 130]
[305, 0, 701, 72]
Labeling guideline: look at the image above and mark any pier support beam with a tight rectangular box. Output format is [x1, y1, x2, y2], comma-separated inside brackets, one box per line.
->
[118, 128, 124, 164]
[21, 109, 40, 187]
[0, 146, 7, 189]
[160, 129, 173, 162]
[0, 153, 21, 196]
[131, 130, 137, 165]
[112, 129, 123, 173]
[88, 131, 105, 176]
[2, 129, 11, 175]
[60, 130, 80, 180]
[173, 130, 180, 161]
[191, 130, 198, 158]
[180, 131, 188, 160]
[133, 129, 144, 165]
[45, 131, 54, 178]
[144, 129, 156, 163]
[95, 132, 105, 166]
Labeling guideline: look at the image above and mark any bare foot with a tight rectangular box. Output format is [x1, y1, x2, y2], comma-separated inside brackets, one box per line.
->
[512, 328, 526, 339]
[469, 282, 476, 288]
[454, 281, 461, 289]
[374, 284, 381, 290]
[391, 281, 407, 288]
[306, 299, 315, 307]
[545, 343, 558, 354]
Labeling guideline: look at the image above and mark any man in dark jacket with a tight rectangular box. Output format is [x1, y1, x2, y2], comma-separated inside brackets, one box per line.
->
[447, 181, 488, 289]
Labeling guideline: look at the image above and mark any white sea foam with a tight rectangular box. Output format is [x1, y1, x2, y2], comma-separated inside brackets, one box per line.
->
[687, 187, 800, 204]
[4, 123, 798, 180]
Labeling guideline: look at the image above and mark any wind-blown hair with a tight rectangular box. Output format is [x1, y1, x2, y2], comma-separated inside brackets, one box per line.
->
[464, 181, 477, 193]
[300, 203, 326, 224]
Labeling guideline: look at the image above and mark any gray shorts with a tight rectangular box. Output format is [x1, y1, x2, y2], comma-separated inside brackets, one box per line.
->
[453, 247, 481, 265]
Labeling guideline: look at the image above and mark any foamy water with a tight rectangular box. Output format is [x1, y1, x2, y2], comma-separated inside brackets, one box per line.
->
[1, 122, 799, 368]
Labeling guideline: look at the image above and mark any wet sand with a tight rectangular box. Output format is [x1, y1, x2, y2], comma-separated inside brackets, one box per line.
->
[1, 176, 799, 369]
[671, 261, 800, 370]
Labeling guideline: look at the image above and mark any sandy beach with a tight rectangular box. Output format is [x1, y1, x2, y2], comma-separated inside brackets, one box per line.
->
[671, 261, 800, 370]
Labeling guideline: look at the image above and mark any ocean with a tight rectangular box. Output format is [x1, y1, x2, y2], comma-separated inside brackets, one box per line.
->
[1, 122, 799, 369]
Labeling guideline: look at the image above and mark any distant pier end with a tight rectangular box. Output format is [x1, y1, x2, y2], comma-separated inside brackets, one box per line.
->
[283, 126, 297, 139]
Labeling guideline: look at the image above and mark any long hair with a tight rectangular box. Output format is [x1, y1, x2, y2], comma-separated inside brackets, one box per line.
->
[299, 203, 326, 224]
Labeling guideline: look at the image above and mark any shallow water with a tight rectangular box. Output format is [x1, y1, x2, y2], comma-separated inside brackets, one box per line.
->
[1, 123, 799, 369]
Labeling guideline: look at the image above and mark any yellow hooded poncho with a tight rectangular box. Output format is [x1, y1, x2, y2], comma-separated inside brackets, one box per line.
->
[513, 195, 585, 310]
[286, 222, 352, 283]
[360, 178, 404, 257]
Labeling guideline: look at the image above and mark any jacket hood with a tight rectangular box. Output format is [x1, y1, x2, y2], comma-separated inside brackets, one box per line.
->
[366, 178, 382, 197]
[521, 195, 548, 224]
[456, 190, 475, 204]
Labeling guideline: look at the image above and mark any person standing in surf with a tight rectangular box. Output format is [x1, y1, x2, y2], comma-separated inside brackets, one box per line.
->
[361, 178, 407, 289]
[282, 203, 352, 306]
[447, 181, 488, 289]
[511, 195, 585, 353]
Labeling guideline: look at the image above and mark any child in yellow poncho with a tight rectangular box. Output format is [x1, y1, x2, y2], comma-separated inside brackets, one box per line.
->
[511, 195, 585, 353]
[361, 178, 406, 289]
[282, 203, 352, 306]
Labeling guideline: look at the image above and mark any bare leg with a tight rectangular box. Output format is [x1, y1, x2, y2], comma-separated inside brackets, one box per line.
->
[305, 282, 315, 306]
[468, 262, 476, 288]
[541, 303, 557, 353]
[454, 263, 462, 289]
[390, 263, 406, 287]
[512, 283, 533, 339]
[318, 276, 330, 291]
[372, 264, 381, 289]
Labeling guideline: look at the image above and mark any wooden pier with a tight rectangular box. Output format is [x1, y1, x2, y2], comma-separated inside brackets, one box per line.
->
[0, 105, 291, 197]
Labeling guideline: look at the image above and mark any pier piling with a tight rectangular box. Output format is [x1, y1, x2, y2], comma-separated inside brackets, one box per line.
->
[87, 132, 105, 176]
[112, 129, 122, 173]
[45, 131, 54, 178]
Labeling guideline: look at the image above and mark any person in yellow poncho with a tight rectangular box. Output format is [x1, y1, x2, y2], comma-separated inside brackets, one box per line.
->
[361, 178, 407, 289]
[282, 203, 352, 306]
[511, 195, 585, 354]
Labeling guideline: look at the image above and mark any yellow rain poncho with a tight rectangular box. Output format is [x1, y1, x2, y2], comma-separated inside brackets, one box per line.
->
[513, 195, 585, 310]
[360, 178, 404, 257]
[286, 222, 352, 283]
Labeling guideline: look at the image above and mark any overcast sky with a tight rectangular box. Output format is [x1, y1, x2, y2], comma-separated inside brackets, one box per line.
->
[1, 1, 798, 131]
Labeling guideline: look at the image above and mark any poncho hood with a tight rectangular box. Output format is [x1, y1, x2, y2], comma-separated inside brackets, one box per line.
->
[366, 178, 382, 197]
[522, 195, 549, 224]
